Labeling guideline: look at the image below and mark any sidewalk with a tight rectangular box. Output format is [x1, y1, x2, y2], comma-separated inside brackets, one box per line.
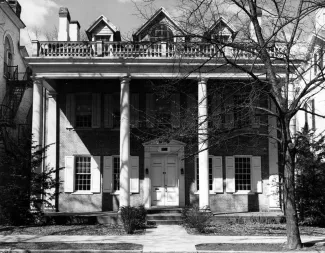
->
[0, 225, 325, 252]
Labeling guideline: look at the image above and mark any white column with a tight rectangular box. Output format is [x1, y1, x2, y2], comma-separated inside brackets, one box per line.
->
[32, 80, 43, 168]
[45, 91, 57, 208]
[198, 78, 209, 209]
[268, 100, 281, 210]
[119, 76, 131, 207]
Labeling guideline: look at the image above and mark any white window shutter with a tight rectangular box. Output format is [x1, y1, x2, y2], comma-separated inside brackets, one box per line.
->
[224, 96, 234, 129]
[92, 93, 101, 128]
[130, 156, 139, 193]
[252, 156, 262, 193]
[171, 93, 180, 128]
[66, 94, 75, 129]
[146, 93, 155, 128]
[91, 156, 101, 193]
[103, 156, 113, 193]
[104, 94, 113, 128]
[226, 156, 235, 193]
[64, 156, 75, 193]
[131, 93, 139, 128]
[213, 156, 223, 193]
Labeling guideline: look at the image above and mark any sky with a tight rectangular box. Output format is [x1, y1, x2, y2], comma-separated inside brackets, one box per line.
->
[19, 0, 177, 54]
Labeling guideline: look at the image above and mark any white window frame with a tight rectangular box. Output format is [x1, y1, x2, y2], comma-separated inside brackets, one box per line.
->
[194, 155, 215, 194]
[233, 155, 253, 194]
[111, 155, 121, 194]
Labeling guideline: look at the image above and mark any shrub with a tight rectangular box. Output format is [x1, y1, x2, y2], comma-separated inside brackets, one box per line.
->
[120, 205, 147, 234]
[181, 205, 212, 233]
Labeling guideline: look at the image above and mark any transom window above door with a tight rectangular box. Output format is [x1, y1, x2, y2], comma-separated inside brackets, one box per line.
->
[150, 24, 174, 42]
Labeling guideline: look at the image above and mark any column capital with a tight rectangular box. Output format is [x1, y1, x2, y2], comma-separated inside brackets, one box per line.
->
[198, 77, 208, 84]
[120, 76, 131, 83]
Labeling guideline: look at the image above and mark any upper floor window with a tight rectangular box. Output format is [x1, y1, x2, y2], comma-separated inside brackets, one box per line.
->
[76, 93, 92, 128]
[150, 24, 173, 42]
[233, 94, 251, 128]
[95, 35, 111, 42]
[4, 36, 13, 79]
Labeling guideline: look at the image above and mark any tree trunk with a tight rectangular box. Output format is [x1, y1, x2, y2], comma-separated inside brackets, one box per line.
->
[282, 127, 302, 249]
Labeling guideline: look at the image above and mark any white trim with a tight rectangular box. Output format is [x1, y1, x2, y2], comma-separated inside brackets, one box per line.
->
[71, 191, 94, 195]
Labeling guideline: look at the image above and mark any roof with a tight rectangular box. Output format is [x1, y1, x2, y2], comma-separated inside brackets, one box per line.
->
[86, 15, 118, 40]
[0, 0, 25, 29]
[133, 7, 184, 38]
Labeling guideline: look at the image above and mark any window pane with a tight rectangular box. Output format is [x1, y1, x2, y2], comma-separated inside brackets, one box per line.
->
[235, 157, 251, 191]
[196, 157, 213, 191]
[76, 94, 92, 127]
[113, 157, 120, 191]
[75, 157, 91, 191]
[150, 24, 173, 42]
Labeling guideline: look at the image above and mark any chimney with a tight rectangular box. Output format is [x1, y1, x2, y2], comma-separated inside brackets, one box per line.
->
[250, 6, 262, 41]
[316, 8, 325, 32]
[69, 21, 80, 41]
[58, 7, 70, 41]
[7, 0, 21, 18]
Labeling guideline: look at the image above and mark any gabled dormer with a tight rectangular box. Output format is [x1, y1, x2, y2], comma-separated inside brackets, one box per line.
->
[204, 17, 236, 42]
[86, 15, 121, 42]
[133, 7, 185, 42]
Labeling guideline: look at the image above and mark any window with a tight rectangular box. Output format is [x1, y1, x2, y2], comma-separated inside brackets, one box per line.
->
[150, 24, 173, 42]
[196, 157, 213, 191]
[113, 156, 120, 191]
[76, 93, 92, 128]
[95, 35, 111, 42]
[233, 94, 250, 128]
[75, 156, 91, 191]
[235, 157, 251, 191]
[112, 93, 120, 128]
[4, 36, 13, 78]
[305, 99, 316, 131]
[156, 96, 171, 126]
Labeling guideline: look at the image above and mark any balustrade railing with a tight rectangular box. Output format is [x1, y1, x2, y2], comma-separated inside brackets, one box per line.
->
[34, 40, 286, 60]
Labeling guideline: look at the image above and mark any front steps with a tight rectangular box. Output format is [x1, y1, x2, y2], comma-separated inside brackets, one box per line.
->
[147, 208, 183, 225]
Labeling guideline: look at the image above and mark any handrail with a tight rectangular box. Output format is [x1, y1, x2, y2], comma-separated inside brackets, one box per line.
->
[34, 41, 287, 59]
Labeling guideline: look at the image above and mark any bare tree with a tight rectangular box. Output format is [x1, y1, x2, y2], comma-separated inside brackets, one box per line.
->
[133, 0, 325, 249]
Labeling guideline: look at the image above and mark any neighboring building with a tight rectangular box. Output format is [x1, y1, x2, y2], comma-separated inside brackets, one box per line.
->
[294, 8, 325, 138]
[0, 0, 32, 152]
[27, 7, 284, 213]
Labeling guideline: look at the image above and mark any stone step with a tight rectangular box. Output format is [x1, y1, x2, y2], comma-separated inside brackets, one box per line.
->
[147, 208, 182, 214]
[147, 213, 182, 220]
[148, 219, 183, 225]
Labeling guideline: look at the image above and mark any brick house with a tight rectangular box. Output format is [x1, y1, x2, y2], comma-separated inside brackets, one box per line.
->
[27, 6, 283, 213]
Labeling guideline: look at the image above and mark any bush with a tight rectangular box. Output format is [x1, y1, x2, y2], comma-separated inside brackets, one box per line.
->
[181, 205, 212, 233]
[120, 205, 147, 234]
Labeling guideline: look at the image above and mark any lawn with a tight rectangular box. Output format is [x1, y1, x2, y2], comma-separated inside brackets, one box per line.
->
[185, 223, 325, 236]
[196, 243, 325, 251]
[0, 242, 142, 250]
[0, 224, 145, 236]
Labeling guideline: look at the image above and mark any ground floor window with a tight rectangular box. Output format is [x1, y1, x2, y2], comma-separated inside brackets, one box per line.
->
[235, 157, 251, 191]
[195, 157, 213, 191]
[113, 156, 120, 191]
[75, 156, 91, 191]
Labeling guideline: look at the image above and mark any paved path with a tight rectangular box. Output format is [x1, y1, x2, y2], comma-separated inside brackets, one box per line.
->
[0, 225, 325, 252]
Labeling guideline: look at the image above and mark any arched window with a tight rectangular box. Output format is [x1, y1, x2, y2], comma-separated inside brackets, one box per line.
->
[149, 24, 173, 42]
[4, 36, 13, 78]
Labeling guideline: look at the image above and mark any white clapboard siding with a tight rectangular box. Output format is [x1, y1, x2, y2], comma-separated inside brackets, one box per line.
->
[64, 156, 75, 193]
[225, 156, 235, 193]
[91, 156, 101, 193]
[213, 156, 223, 193]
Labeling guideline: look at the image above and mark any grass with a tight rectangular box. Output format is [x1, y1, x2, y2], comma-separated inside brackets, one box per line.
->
[196, 243, 325, 251]
[185, 223, 325, 236]
[0, 242, 142, 250]
[0, 224, 145, 236]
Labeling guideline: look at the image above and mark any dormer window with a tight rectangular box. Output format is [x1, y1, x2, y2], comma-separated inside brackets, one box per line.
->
[150, 24, 173, 42]
[95, 35, 111, 42]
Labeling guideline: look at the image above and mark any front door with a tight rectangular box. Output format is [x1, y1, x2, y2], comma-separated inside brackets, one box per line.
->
[151, 155, 179, 206]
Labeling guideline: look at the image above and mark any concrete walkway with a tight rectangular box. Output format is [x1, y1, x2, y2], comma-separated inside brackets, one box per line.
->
[0, 225, 325, 252]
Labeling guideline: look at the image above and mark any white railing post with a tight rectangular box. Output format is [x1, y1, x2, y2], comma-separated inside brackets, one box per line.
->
[32, 40, 40, 57]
